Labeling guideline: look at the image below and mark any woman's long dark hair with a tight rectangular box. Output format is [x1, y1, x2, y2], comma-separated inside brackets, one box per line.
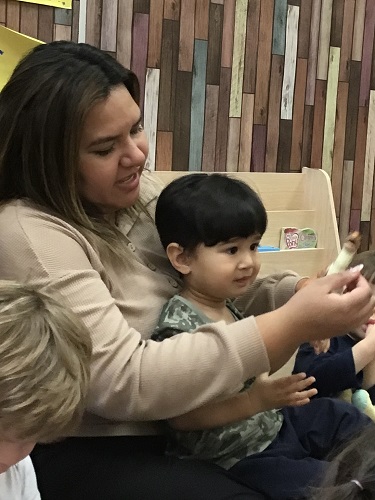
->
[0, 41, 141, 257]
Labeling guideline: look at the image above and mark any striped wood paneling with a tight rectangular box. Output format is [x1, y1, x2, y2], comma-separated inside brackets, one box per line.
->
[3, 0, 375, 250]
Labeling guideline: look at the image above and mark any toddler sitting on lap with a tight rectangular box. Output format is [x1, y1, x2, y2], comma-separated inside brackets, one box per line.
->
[152, 173, 372, 500]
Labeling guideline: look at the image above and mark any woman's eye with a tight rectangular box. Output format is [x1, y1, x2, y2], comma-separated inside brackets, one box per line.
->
[94, 146, 114, 157]
[131, 123, 144, 136]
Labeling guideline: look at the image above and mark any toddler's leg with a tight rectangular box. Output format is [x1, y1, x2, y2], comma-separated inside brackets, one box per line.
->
[283, 397, 372, 459]
[230, 453, 326, 500]
[230, 398, 371, 499]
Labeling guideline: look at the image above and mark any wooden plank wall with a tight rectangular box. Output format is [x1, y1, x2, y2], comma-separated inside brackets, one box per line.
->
[0, 0, 80, 42]
[2, 0, 375, 250]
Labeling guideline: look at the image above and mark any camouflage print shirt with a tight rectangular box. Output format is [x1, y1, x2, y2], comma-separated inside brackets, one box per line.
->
[152, 295, 283, 469]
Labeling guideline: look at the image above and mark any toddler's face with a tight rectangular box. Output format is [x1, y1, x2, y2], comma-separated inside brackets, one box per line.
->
[185, 233, 261, 300]
[0, 438, 35, 474]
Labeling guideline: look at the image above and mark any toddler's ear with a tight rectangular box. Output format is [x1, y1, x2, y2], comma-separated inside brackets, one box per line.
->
[166, 243, 191, 275]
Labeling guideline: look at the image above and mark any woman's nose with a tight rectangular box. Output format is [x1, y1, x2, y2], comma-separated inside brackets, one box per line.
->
[120, 139, 147, 167]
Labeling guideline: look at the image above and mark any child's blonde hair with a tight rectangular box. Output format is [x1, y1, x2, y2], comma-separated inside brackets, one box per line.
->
[0, 281, 91, 442]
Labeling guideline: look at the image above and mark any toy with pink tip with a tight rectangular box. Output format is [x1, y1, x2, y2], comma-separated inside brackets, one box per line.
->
[327, 231, 362, 276]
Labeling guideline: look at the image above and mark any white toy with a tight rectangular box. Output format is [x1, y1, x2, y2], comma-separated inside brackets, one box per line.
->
[327, 231, 362, 275]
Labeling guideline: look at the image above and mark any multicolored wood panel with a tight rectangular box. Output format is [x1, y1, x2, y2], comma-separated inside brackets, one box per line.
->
[2, 0, 375, 250]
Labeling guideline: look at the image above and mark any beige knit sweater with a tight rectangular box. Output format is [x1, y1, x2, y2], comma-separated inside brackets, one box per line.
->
[0, 172, 299, 436]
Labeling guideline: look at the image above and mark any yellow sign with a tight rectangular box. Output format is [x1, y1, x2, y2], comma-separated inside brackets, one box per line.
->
[0, 26, 43, 90]
[17, 0, 72, 8]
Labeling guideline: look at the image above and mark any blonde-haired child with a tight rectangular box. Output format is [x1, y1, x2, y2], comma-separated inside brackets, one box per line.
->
[0, 281, 91, 499]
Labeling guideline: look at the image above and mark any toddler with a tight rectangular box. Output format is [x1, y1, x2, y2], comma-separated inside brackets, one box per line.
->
[152, 174, 372, 500]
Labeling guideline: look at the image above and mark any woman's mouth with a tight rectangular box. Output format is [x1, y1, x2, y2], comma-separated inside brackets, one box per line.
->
[116, 172, 137, 185]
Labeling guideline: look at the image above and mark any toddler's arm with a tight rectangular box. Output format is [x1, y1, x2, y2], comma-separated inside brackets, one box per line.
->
[294, 328, 375, 396]
[352, 329, 375, 374]
[168, 372, 316, 431]
[362, 357, 375, 390]
[354, 325, 375, 389]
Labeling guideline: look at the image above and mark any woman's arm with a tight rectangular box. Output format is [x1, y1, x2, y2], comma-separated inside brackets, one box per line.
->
[0, 207, 270, 421]
[0, 206, 373, 422]
[234, 272, 300, 316]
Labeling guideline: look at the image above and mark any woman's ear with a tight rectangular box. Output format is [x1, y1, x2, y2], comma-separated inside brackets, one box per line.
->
[166, 243, 191, 275]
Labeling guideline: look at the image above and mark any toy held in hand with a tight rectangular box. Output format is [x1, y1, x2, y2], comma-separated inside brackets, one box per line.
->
[309, 232, 362, 354]
[327, 231, 362, 275]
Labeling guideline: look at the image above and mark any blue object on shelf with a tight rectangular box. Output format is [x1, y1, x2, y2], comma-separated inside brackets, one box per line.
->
[258, 245, 280, 252]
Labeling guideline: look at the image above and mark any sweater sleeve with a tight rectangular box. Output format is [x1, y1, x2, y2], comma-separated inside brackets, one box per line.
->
[0, 207, 270, 421]
[234, 271, 300, 317]
[293, 340, 362, 397]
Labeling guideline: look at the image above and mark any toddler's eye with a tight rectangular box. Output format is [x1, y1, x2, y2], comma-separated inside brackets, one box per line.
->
[226, 247, 238, 255]
[250, 243, 260, 251]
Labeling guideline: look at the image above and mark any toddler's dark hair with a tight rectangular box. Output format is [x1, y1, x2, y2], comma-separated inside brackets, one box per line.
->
[155, 174, 267, 250]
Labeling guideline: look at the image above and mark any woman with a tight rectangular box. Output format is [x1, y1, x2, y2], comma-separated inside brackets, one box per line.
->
[0, 42, 372, 500]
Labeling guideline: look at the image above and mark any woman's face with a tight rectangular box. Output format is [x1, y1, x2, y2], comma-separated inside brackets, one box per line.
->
[78, 85, 149, 213]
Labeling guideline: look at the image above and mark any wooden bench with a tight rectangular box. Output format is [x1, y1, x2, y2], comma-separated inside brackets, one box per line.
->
[154, 167, 341, 376]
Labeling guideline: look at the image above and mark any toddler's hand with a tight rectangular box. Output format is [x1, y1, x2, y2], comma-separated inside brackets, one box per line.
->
[310, 338, 330, 354]
[246, 372, 317, 412]
[295, 268, 328, 292]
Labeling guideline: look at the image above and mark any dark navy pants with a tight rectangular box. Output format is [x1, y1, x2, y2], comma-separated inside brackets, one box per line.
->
[230, 397, 372, 500]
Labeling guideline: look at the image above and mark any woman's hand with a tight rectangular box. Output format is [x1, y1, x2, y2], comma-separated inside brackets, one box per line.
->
[283, 270, 375, 339]
[257, 270, 375, 373]
[246, 372, 317, 413]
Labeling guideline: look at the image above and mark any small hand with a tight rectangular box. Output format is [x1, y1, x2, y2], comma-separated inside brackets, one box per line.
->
[246, 372, 317, 412]
[310, 338, 330, 354]
[295, 268, 328, 292]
